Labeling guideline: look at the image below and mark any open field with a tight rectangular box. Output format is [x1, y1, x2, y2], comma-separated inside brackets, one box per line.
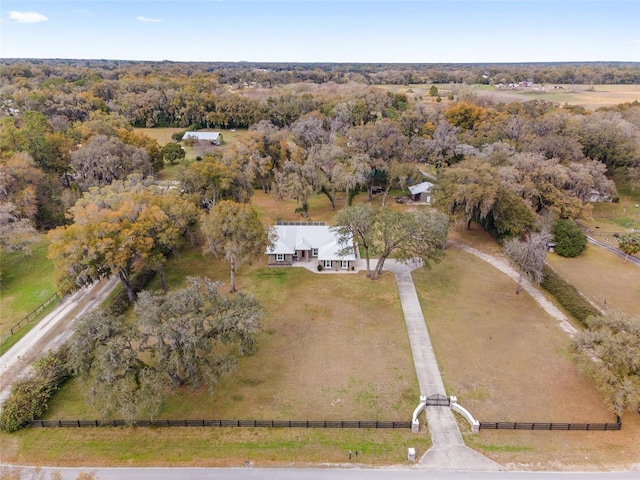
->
[0, 236, 56, 337]
[380, 83, 640, 110]
[546, 246, 640, 317]
[412, 247, 640, 470]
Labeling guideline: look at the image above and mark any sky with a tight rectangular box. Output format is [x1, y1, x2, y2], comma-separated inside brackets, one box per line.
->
[1, 1, 639, 63]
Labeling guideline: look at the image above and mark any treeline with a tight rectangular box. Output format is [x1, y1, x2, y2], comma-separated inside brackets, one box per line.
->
[2, 59, 640, 244]
[1, 60, 639, 128]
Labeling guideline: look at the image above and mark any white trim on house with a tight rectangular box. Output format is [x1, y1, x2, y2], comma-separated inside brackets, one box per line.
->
[266, 223, 355, 264]
[276, 253, 285, 262]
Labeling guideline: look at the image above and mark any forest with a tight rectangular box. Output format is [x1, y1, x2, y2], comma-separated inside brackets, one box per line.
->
[2, 59, 639, 239]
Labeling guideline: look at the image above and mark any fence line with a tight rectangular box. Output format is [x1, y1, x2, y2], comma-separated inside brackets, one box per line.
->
[0, 287, 64, 347]
[479, 421, 621, 431]
[28, 419, 412, 429]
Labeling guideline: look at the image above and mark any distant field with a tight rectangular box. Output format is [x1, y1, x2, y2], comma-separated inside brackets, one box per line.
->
[134, 127, 248, 148]
[383, 83, 640, 110]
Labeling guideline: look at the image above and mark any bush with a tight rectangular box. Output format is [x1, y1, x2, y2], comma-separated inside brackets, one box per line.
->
[0, 349, 70, 432]
[552, 220, 588, 257]
[540, 265, 599, 325]
[317, 264, 323, 271]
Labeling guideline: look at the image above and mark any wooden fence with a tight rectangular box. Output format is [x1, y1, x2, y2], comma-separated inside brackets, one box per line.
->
[0, 289, 61, 346]
[28, 419, 412, 429]
[479, 421, 621, 431]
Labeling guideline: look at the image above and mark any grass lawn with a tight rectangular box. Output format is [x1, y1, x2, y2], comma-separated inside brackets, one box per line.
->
[0, 235, 57, 337]
[412, 247, 640, 470]
[546, 247, 640, 318]
[0, 237, 426, 466]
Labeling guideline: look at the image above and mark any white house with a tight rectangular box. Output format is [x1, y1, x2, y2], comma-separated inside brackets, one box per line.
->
[266, 222, 356, 270]
[181, 131, 222, 145]
[408, 181, 434, 203]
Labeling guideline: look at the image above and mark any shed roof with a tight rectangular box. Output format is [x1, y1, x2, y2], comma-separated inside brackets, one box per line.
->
[182, 132, 220, 141]
[408, 181, 434, 196]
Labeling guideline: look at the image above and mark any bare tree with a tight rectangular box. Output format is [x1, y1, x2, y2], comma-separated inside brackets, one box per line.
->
[503, 230, 553, 294]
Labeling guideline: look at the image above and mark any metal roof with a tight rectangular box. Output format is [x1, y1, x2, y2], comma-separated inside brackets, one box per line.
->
[266, 225, 354, 260]
[182, 132, 220, 141]
[408, 181, 434, 195]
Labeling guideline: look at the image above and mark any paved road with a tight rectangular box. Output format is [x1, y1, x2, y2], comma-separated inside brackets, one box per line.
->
[0, 276, 119, 405]
[587, 236, 640, 266]
[4, 466, 638, 480]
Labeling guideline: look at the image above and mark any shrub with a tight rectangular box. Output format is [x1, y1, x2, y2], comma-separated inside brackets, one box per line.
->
[540, 265, 599, 325]
[0, 349, 70, 432]
[552, 220, 588, 257]
[317, 264, 323, 271]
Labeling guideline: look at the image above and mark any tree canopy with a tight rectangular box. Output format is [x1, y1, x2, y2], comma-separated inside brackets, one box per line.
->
[200, 200, 271, 293]
[48, 179, 198, 302]
[66, 277, 263, 421]
[573, 311, 640, 416]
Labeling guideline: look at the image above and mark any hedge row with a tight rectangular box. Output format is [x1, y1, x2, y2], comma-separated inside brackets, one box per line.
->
[540, 265, 600, 326]
[0, 349, 71, 432]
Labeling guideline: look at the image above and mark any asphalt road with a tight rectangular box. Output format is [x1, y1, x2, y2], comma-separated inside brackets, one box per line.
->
[3, 466, 639, 480]
[587, 236, 640, 266]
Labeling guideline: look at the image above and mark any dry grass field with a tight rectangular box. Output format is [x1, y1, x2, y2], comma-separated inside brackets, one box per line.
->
[412, 247, 640, 471]
[546, 245, 640, 317]
[0, 232, 426, 467]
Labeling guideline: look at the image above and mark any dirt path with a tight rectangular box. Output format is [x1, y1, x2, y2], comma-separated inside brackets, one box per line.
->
[448, 240, 577, 337]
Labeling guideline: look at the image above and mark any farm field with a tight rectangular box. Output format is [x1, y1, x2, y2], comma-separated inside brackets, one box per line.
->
[412, 247, 640, 470]
[383, 83, 640, 110]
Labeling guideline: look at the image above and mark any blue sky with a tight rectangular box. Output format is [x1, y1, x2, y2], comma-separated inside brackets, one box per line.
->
[1, 1, 639, 63]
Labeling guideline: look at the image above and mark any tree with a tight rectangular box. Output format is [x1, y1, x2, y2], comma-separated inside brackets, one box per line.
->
[161, 142, 185, 165]
[429, 85, 439, 97]
[332, 204, 377, 278]
[180, 155, 243, 209]
[273, 159, 317, 217]
[617, 232, 640, 263]
[0, 202, 38, 254]
[200, 200, 271, 293]
[65, 277, 263, 420]
[487, 188, 537, 239]
[503, 230, 553, 294]
[372, 208, 449, 279]
[552, 219, 588, 257]
[70, 135, 152, 189]
[573, 311, 640, 416]
[48, 181, 198, 302]
[435, 157, 500, 230]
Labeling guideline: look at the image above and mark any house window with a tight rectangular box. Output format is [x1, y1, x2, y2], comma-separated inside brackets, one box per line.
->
[312, 248, 318, 257]
[323, 260, 332, 269]
[341, 260, 349, 269]
[276, 254, 285, 262]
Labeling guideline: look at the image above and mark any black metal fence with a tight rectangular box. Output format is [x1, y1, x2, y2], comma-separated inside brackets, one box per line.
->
[28, 419, 412, 429]
[0, 289, 62, 346]
[479, 421, 621, 431]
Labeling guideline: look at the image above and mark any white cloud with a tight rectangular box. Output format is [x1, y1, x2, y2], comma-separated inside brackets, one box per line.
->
[9, 11, 48, 23]
[136, 16, 162, 23]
